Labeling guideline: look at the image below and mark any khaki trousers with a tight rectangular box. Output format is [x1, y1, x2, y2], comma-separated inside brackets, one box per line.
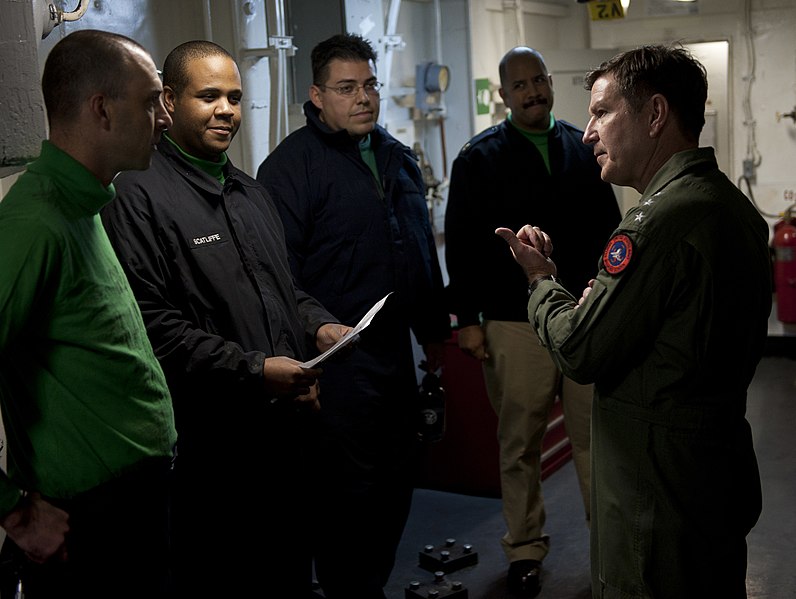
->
[483, 319, 592, 563]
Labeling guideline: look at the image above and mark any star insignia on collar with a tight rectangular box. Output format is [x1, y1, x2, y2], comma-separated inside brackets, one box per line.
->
[643, 198, 655, 206]
[635, 212, 645, 223]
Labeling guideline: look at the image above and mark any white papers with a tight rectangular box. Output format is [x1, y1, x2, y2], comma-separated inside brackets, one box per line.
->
[300, 292, 392, 368]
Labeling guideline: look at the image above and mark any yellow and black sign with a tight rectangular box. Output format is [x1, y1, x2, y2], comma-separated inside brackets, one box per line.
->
[587, 0, 625, 21]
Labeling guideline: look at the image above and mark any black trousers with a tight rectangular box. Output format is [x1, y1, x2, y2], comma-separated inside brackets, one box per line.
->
[171, 418, 315, 599]
[311, 414, 417, 599]
[0, 457, 173, 599]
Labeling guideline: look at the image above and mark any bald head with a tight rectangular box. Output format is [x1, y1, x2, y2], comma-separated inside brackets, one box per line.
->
[41, 30, 171, 186]
[498, 46, 554, 133]
[499, 47, 548, 88]
[162, 40, 235, 95]
[42, 30, 150, 128]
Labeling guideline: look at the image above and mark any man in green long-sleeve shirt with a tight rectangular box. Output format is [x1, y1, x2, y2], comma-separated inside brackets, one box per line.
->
[0, 30, 176, 598]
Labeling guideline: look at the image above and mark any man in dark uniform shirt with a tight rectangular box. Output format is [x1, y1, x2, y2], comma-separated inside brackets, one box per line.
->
[446, 47, 619, 597]
[102, 41, 350, 597]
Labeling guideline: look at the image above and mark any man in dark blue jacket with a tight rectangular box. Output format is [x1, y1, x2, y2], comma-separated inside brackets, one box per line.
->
[446, 47, 619, 597]
[257, 33, 450, 599]
[102, 41, 349, 598]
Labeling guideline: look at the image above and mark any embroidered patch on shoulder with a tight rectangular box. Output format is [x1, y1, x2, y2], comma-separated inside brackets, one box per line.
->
[602, 234, 633, 274]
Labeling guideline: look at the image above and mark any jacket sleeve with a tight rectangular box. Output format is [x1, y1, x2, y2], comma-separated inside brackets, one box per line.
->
[528, 227, 679, 385]
[593, 181, 622, 248]
[444, 151, 486, 328]
[0, 215, 56, 366]
[0, 217, 58, 514]
[257, 150, 344, 341]
[295, 288, 339, 341]
[0, 472, 21, 519]
[254, 181, 339, 342]
[256, 148, 313, 283]
[101, 184, 268, 393]
[404, 158, 451, 346]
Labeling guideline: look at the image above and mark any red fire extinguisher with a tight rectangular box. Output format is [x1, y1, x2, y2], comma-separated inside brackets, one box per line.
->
[773, 205, 796, 323]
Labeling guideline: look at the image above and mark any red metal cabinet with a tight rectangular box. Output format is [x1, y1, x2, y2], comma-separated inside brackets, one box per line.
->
[416, 334, 574, 497]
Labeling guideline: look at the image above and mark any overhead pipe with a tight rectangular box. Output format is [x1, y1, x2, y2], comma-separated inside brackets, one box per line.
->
[202, 0, 213, 41]
[380, 0, 403, 125]
[504, 0, 525, 47]
[35, 0, 90, 39]
[231, 0, 295, 171]
[433, 0, 448, 178]
[59, 0, 89, 22]
[232, 0, 270, 174]
[265, 0, 291, 150]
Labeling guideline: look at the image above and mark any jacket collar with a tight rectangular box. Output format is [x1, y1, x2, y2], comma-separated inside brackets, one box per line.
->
[642, 147, 716, 199]
[502, 117, 562, 144]
[303, 100, 386, 150]
[155, 138, 235, 201]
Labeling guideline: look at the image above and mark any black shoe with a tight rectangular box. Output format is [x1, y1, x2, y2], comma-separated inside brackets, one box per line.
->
[507, 559, 542, 597]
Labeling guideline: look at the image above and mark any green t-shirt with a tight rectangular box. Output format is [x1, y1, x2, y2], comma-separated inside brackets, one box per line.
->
[0, 141, 177, 516]
[508, 112, 555, 173]
[164, 134, 228, 184]
[359, 134, 383, 194]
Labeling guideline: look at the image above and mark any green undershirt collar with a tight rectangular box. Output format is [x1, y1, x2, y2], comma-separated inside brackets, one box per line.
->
[359, 134, 382, 193]
[164, 134, 228, 184]
[508, 112, 555, 174]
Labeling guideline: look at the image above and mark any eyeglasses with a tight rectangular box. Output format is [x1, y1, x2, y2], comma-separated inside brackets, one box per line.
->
[316, 81, 383, 97]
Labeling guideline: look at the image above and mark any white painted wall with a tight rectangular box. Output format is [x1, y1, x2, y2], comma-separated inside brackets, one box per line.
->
[9, 0, 263, 175]
[466, 0, 591, 135]
[383, 0, 471, 242]
[5, 0, 795, 224]
[588, 0, 796, 225]
[0, 0, 47, 168]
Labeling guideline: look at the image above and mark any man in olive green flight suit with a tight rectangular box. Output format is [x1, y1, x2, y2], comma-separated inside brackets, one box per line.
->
[497, 45, 770, 598]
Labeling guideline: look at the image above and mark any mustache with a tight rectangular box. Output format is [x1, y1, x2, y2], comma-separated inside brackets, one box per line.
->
[522, 97, 548, 110]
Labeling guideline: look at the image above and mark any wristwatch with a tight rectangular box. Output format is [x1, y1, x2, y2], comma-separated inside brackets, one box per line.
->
[528, 274, 557, 296]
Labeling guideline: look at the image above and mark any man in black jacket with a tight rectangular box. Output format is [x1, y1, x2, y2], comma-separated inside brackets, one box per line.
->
[102, 41, 349, 597]
[445, 47, 620, 597]
[257, 34, 450, 599]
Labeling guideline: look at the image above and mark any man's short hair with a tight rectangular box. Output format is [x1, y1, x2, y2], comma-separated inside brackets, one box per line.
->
[498, 47, 548, 88]
[584, 45, 708, 142]
[162, 40, 234, 94]
[42, 29, 146, 126]
[311, 34, 377, 86]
